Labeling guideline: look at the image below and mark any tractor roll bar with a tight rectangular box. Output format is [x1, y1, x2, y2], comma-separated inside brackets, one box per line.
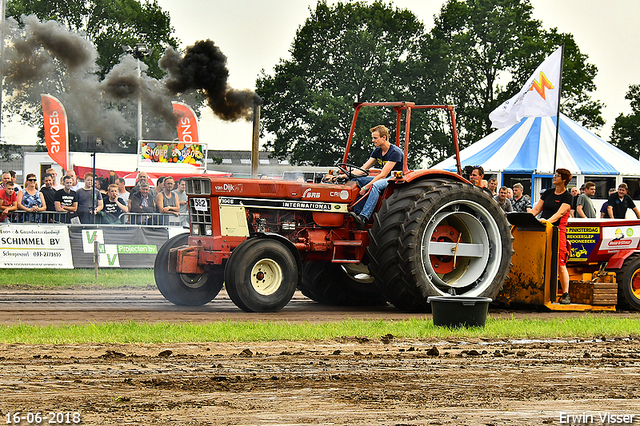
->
[342, 102, 462, 176]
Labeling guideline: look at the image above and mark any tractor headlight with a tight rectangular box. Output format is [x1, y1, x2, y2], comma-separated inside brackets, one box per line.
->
[191, 224, 200, 235]
[205, 225, 212, 236]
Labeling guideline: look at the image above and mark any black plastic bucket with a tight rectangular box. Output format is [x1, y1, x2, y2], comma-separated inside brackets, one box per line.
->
[427, 296, 492, 328]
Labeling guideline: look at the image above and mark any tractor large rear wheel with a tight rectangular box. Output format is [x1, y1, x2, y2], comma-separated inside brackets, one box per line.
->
[300, 262, 387, 306]
[154, 233, 224, 306]
[368, 180, 513, 312]
[613, 254, 640, 311]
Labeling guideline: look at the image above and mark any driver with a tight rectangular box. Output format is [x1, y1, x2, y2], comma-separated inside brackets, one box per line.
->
[331, 125, 403, 227]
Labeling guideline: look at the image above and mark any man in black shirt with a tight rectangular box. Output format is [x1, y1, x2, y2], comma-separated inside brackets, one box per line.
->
[607, 183, 640, 219]
[54, 175, 78, 223]
[102, 184, 128, 223]
[40, 174, 57, 212]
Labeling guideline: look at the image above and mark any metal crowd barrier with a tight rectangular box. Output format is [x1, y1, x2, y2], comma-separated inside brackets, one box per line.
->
[118, 212, 188, 226]
[3, 211, 69, 224]
[2, 211, 188, 227]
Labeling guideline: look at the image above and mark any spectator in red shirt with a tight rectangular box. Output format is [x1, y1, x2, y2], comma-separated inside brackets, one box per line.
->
[0, 181, 18, 222]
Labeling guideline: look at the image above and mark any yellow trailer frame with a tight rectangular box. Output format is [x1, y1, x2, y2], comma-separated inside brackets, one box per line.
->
[495, 213, 616, 311]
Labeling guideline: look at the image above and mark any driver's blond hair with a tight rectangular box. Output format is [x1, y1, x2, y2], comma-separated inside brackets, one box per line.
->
[370, 125, 389, 140]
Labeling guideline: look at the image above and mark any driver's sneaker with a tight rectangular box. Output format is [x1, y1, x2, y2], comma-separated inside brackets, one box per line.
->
[348, 212, 367, 229]
[559, 292, 571, 304]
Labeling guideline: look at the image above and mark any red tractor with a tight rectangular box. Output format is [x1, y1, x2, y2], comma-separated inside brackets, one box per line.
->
[154, 102, 514, 312]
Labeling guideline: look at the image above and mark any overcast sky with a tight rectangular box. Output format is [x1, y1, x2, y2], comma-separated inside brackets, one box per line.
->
[6, 0, 640, 153]
[154, 0, 640, 151]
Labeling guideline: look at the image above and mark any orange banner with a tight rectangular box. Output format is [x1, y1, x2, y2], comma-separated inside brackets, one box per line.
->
[172, 101, 199, 143]
[41, 94, 69, 171]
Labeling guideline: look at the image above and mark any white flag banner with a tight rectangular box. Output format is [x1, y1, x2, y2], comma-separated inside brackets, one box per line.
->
[489, 46, 563, 129]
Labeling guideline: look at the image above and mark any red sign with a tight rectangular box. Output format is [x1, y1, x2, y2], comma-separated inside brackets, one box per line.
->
[608, 239, 632, 247]
[172, 101, 199, 143]
[41, 94, 69, 171]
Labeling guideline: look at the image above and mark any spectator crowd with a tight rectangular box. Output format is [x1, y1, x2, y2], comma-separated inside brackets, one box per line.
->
[0, 169, 188, 226]
[3, 165, 640, 225]
[464, 165, 640, 220]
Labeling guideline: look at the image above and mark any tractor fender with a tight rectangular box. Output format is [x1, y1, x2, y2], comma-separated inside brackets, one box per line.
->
[250, 232, 303, 284]
[396, 169, 469, 185]
[607, 249, 637, 270]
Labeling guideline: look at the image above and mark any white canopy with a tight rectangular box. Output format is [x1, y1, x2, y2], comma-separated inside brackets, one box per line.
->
[433, 114, 640, 176]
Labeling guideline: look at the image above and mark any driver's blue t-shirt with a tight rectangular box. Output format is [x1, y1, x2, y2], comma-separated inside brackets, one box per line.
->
[371, 144, 403, 172]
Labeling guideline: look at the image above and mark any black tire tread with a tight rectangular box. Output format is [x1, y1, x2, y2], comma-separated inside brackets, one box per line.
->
[299, 261, 387, 306]
[224, 238, 298, 312]
[154, 233, 224, 306]
[368, 179, 513, 312]
[612, 253, 640, 311]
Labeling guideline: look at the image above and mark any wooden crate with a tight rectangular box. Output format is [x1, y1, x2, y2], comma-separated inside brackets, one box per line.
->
[569, 281, 618, 305]
[580, 272, 616, 283]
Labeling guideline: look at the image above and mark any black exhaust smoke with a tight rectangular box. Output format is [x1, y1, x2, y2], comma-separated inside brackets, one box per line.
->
[159, 39, 262, 122]
[2, 17, 260, 142]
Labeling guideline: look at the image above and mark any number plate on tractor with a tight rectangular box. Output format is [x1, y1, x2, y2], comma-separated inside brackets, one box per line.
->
[193, 198, 208, 211]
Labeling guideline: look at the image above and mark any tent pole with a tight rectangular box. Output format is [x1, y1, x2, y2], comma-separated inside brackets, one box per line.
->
[552, 42, 565, 172]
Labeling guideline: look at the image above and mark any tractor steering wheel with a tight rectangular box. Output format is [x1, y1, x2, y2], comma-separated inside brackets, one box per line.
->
[335, 163, 369, 180]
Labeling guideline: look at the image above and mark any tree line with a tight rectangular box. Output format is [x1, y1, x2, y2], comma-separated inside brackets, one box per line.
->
[3, 0, 639, 165]
[256, 0, 637, 167]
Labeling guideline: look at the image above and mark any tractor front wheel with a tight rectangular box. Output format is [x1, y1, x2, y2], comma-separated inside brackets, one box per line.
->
[224, 238, 298, 312]
[154, 233, 224, 306]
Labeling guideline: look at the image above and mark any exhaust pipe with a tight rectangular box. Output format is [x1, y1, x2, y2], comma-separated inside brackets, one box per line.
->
[251, 100, 262, 178]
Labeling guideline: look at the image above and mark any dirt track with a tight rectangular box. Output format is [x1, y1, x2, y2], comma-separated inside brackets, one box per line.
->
[3, 287, 638, 325]
[2, 288, 640, 425]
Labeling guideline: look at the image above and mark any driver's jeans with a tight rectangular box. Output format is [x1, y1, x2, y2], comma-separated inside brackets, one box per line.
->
[353, 176, 392, 220]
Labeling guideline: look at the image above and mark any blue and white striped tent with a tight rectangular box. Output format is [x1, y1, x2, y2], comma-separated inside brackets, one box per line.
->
[433, 114, 640, 176]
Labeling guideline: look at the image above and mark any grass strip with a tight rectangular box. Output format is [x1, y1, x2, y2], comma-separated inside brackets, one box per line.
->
[0, 269, 154, 288]
[1, 316, 639, 344]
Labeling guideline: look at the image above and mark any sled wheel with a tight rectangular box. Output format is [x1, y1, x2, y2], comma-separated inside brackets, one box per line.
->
[615, 254, 640, 311]
[368, 179, 513, 312]
[154, 233, 224, 306]
[299, 261, 387, 306]
[225, 238, 298, 312]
